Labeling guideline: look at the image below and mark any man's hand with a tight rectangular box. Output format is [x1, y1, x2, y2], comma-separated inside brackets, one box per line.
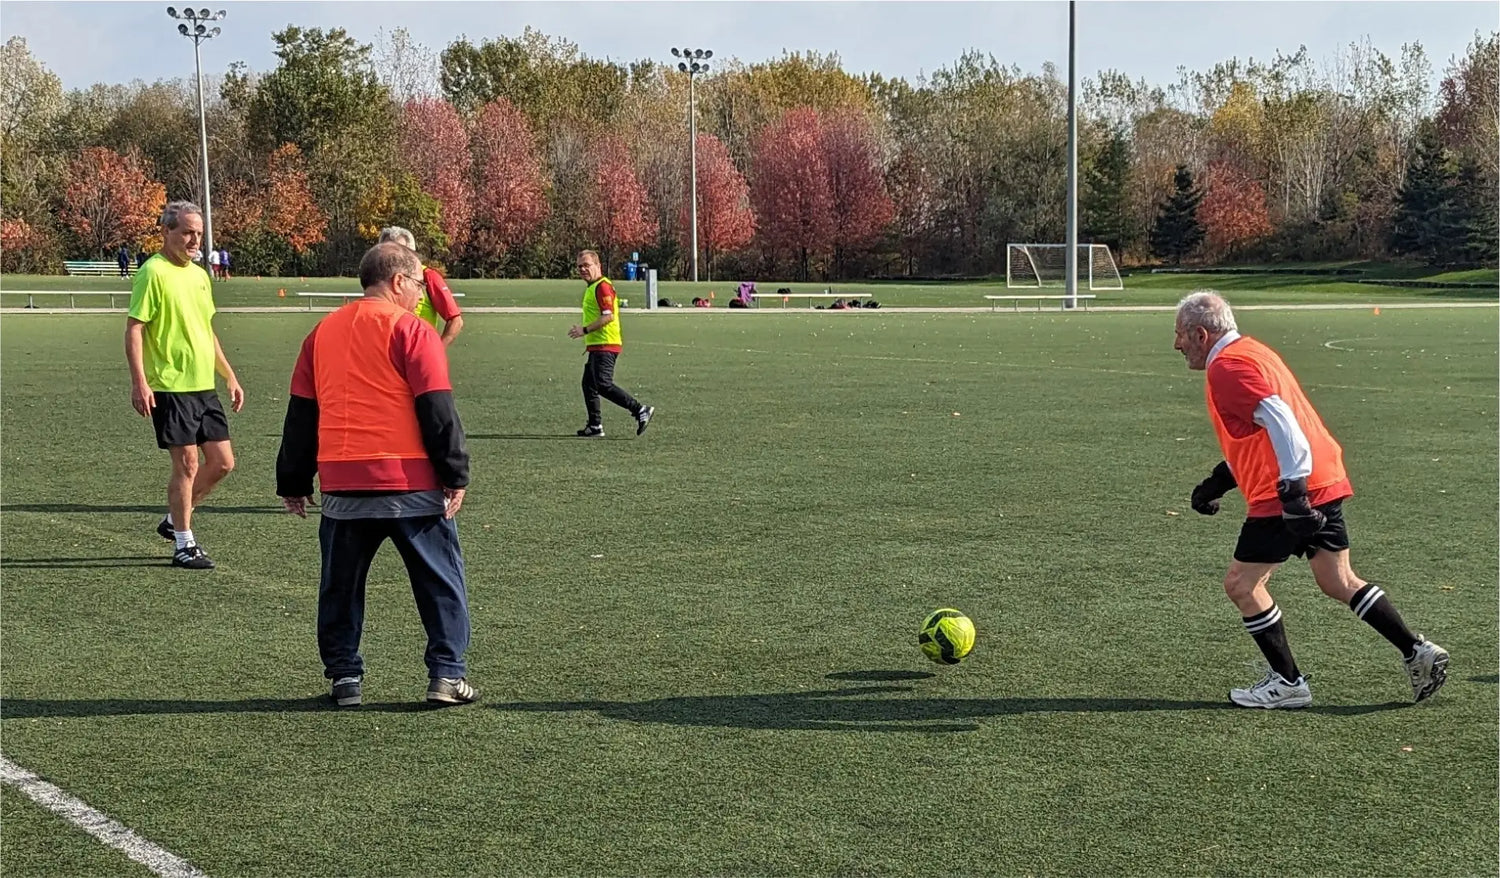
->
[568, 325, 586, 339]
[131, 380, 156, 417]
[281, 495, 314, 518]
[443, 487, 466, 519]
[1191, 460, 1237, 516]
[227, 376, 245, 412]
[1277, 477, 1326, 538]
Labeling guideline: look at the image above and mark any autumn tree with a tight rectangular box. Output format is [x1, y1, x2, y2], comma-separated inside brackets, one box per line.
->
[469, 98, 549, 271]
[264, 143, 327, 254]
[356, 172, 447, 255]
[820, 110, 893, 277]
[61, 147, 165, 256]
[680, 132, 754, 280]
[1198, 161, 1272, 259]
[398, 98, 473, 253]
[751, 107, 834, 279]
[581, 135, 656, 271]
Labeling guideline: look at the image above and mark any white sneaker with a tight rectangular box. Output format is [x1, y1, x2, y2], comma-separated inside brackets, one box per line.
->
[1404, 637, 1450, 703]
[1229, 667, 1312, 709]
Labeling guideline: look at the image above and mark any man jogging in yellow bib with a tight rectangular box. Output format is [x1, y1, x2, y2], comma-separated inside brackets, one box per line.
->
[568, 249, 654, 438]
[125, 201, 244, 569]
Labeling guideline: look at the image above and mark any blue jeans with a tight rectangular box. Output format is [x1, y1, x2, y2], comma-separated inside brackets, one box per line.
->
[318, 514, 469, 680]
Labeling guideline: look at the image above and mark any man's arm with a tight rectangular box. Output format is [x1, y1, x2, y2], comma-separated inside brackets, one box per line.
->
[423, 268, 464, 345]
[125, 318, 154, 417]
[1209, 357, 1321, 533]
[440, 314, 464, 346]
[569, 283, 617, 337]
[276, 332, 320, 514]
[212, 333, 245, 412]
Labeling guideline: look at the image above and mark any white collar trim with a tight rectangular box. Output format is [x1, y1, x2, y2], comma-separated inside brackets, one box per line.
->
[1207, 330, 1241, 367]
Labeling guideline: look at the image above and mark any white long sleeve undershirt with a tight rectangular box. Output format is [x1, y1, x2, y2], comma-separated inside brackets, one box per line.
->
[1208, 331, 1314, 482]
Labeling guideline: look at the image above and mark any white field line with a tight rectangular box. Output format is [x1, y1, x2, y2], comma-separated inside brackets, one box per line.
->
[1323, 337, 1381, 351]
[0, 754, 209, 878]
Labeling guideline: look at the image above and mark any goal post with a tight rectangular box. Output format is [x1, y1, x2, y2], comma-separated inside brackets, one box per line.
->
[1006, 244, 1123, 291]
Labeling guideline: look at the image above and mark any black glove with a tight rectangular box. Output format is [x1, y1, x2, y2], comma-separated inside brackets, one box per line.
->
[1277, 477, 1326, 538]
[1191, 461, 1237, 515]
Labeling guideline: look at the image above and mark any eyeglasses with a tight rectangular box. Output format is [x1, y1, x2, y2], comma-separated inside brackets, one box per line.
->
[400, 273, 427, 293]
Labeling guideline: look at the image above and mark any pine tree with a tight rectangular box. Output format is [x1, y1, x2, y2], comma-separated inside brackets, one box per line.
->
[1081, 131, 1133, 255]
[1453, 158, 1499, 266]
[1391, 123, 1459, 265]
[1149, 164, 1204, 264]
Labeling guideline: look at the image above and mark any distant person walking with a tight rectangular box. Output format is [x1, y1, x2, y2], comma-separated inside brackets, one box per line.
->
[208, 246, 222, 280]
[569, 249, 653, 438]
[218, 247, 231, 280]
[117, 245, 131, 278]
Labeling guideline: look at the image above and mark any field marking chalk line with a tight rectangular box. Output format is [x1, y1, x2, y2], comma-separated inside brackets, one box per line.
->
[0, 753, 210, 878]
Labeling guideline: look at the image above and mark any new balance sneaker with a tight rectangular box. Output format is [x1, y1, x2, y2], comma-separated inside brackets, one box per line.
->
[156, 517, 174, 541]
[577, 425, 605, 438]
[636, 405, 655, 436]
[1229, 668, 1312, 709]
[171, 544, 215, 570]
[426, 677, 480, 705]
[331, 676, 363, 707]
[1404, 637, 1449, 703]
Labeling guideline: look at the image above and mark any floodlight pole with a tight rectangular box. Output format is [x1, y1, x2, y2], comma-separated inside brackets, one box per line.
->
[168, 7, 226, 271]
[672, 47, 713, 283]
[1064, 0, 1079, 309]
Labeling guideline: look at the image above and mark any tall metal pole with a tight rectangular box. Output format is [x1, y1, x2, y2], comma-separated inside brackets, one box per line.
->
[689, 71, 699, 283]
[193, 38, 214, 269]
[1064, 0, 1079, 309]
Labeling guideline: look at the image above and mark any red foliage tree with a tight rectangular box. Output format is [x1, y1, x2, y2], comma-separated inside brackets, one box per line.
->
[212, 180, 264, 247]
[399, 98, 474, 253]
[1199, 160, 1272, 259]
[470, 97, 549, 265]
[821, 110, 894, 276]
[264, 143, 327, 254]
[61, 147, 165, 255]
[582, 135, 656, 272]
[751, 107, 834, 280]
[679, 132, 755, 280]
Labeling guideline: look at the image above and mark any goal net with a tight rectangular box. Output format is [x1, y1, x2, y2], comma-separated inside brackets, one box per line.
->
[1006, 244, 1124, 290]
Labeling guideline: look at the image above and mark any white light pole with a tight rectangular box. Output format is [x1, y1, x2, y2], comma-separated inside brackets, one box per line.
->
[1064, 1, 1079, 309]
[167, 6, 225, 270]
[672, 47, 712, 282]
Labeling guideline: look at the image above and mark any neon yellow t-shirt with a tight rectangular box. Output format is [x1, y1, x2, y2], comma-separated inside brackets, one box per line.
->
[127, 254, 218, 392]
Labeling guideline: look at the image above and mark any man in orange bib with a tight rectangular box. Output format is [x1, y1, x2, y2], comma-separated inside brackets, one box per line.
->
[1175, 291, 1448, 708]
[276, 242, 478, 709]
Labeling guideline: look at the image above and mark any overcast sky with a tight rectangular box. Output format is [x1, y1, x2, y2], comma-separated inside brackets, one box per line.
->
[3, 1, 1495, 93]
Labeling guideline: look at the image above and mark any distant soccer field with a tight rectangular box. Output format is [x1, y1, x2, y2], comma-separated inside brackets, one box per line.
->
[1, 308, 1496, 876]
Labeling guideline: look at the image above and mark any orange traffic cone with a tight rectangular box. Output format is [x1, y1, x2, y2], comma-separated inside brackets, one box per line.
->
[278, 288, 286, 298]
[709, 290, 715, 299]
[1373, 306, 1381, 315]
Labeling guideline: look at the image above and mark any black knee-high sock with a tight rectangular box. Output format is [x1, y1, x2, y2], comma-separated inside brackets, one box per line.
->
[1348, 583, 1419, 659]
[1243, 605, 1301, 682]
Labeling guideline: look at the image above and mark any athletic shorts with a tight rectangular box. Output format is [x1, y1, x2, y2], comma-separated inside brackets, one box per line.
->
[151, 390, 230, 450]
[1234, 501, 1350, 564]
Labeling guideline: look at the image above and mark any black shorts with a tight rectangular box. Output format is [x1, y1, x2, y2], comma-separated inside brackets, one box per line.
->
[151, 390, 230, 450]
[1234, 501, 1350, 564]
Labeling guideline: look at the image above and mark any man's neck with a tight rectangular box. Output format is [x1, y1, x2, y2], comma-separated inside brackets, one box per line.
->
[163, 250, 192, 267]
[364, 287, 400, 305]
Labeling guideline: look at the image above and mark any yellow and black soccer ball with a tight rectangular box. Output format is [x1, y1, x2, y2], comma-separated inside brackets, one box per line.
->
[918, 608, 976, 665]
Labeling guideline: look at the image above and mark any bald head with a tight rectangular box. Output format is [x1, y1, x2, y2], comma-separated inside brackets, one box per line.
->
[360, 242, 422, 292]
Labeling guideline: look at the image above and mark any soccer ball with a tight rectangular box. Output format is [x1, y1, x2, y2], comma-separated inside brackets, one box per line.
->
[918, 608, 976, 665]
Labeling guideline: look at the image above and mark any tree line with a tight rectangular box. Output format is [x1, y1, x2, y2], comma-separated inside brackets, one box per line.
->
[1, 27, 1495, 279]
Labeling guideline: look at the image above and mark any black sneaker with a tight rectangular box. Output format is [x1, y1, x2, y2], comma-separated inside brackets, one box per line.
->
[156, 517, 174, 541]
[577, 425, 605, 438]
[426, 677, 480, 705]
[636, 405, 655, 436]
[331, 676, 363, 707]
[171, 544, 215, 569]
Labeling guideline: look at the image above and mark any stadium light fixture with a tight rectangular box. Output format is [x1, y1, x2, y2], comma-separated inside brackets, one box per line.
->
[669, 46, 715, 282]
[167, 6, 226, 270]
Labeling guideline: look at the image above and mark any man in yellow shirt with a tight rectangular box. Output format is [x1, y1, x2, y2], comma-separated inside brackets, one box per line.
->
[568, 249, 654, 437]
[125, 201, 245, 569]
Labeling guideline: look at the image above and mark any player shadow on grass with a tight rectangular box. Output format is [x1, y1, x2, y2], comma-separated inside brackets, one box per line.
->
[0, 697, 436, 718]
[489, 685, 1409, 733]
[0, 503, 286, 515]
[468, 433, 629, 441]
[1, 555, 167, 568]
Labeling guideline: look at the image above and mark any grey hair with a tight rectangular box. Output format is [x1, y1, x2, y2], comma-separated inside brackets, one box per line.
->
[378, 226, 418, 251]
[161, 200, 203, 230]
[1176, 290, 1237, 334]
[359, 242, 422, 290]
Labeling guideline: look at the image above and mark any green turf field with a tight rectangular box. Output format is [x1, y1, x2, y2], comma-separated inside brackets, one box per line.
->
[1, 306, 1496, 876]
[1, 263, 1495, 310]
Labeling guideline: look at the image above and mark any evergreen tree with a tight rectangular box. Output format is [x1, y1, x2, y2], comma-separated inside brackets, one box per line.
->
[1454, 158, 1499, 266]
[1391, 123, 1460, 265]
[1081, 130, 1133, 255]
[1149, 164, 1204, 264]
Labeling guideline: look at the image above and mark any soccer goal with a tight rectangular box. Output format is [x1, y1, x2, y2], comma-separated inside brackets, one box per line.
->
[1006, 243, 1124, 290]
